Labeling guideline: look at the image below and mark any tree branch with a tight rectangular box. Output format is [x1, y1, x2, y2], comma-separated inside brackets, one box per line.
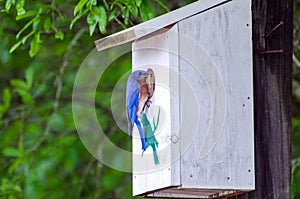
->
[30, 28, 87, 152]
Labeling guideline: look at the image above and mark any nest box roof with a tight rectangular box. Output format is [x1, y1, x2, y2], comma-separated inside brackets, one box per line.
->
[94, 0, 231, 51]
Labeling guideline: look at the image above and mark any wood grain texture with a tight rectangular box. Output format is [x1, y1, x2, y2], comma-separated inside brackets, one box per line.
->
[132, 27, 181, 196]
[144, 0, 254, 197]
[133, 0, 255, 197]
[229, 0, 293, 198]
[177, 0, 254, 190]
[168, 24, 181, 188]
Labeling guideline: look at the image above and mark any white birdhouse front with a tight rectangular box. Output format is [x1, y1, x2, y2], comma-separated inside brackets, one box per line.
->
[95, 0, 254, 198]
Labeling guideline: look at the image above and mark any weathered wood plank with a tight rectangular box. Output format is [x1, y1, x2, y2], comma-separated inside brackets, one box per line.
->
[132, 0, 255, 197]
[169, 24, 181, 188]
[147, 188, 246, 198]
[177, 0, 254, 191]
[132, 27, 181, 196]
[229, 0, 293, 198]
[95, 0, 232, 51]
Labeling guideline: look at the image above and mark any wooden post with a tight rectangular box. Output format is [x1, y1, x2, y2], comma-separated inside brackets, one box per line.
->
[230, 0, 293, 198]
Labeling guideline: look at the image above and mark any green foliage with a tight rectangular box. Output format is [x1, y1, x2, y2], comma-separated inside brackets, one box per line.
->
[2, 0, 171, 57]
[0, 0, 175, 198]
[139, 0, 155, 21]
[9, 67, 35, 104]
[293, 1, 300, 198]
[0, 89, 11, 118]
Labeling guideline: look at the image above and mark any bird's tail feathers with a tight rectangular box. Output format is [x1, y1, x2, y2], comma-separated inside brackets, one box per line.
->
[136, 121, 147, 151]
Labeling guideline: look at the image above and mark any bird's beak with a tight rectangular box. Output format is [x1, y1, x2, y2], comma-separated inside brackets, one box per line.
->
[142, 73, 149, 78]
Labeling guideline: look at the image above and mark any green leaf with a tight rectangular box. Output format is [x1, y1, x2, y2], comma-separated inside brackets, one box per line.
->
[292, 173, 295, 199]
[109, 2, 115, 10]
[108, 8, 116, 22]
[292, 158, 300, 199]
[123, 7, 129, 25]
[32, 16, 40, 31]
[139, 0, 154, 21]
[9, 29, 35, 53]
[0, 89, 11, 114]
[16, 10, 37, 20]
[70, 9, 88, 29]
[135, 0, 142, 7]
[44, 17, 51, 33]
[29, 32, 42, 57]
[2, 147, 22, 157]
[3, 89, 11, 110]
[8, 159, 22, 174]
[91, 6, 107, 34]
[5, 0, 14, 12]
[10, 30, 35, 53]
[18, 134, 23, 152]
[90, 6, 100, 16]
[10, 79, 28, 90]
[16, 0, 25, 15]
[21, 30, 35, 44]
[16, 16, 36, 39]
[74, 0, 88, 16]
[97, 6, 107, 34]
[86, 0, 93, 10]
[90, 0, 96, 6]
[25, 67, 34, 89]
[127, 0, 138, 17]
[54, 31, 64, 40]
[87, 13, 97, 36]
[9, 40, 22, 53]
[15, 88, 34, 104]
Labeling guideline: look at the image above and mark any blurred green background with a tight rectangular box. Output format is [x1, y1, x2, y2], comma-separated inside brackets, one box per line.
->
[0, 0, 299, 198]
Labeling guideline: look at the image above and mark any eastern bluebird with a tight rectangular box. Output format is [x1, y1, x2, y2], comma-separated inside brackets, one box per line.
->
[126, 70, 150, 151]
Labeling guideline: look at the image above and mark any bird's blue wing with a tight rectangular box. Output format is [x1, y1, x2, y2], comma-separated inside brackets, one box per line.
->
[135, 119, 146, 151]
[126, 70, 147, 151]
[126, 74, 140, 135]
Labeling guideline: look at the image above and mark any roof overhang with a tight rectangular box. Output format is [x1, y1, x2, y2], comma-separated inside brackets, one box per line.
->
[94, 0, 232, 51]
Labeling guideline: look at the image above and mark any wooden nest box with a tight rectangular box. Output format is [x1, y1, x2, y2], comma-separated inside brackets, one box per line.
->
[95, 0, 254, 198]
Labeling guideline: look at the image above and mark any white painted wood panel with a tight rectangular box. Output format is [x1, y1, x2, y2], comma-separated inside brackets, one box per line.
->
[177, 0, 254, 190]
[169, 24, 181, 187]
[132, 25, 181, 196]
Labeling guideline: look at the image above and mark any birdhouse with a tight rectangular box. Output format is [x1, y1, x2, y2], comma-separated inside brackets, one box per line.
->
[95, 0, 254, 198]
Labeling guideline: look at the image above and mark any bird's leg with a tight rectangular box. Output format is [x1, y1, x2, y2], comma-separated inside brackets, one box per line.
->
[142, 98, 153, 112]
[141, 102, 147, 112]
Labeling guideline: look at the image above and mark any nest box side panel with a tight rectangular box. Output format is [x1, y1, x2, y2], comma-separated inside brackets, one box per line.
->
[177, 0, 254, 190]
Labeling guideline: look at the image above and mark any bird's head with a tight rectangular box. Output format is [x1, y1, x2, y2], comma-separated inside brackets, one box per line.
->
[133, 70, 149, 81]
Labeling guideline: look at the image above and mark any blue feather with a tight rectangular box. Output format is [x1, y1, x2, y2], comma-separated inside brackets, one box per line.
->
[126, 70, 148, 151]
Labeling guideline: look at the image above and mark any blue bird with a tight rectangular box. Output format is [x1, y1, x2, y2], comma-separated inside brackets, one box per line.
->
[126, 70, 150, 151]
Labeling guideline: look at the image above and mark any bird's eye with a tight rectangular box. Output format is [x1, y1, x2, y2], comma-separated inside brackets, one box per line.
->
[138, 72, 142, 76]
